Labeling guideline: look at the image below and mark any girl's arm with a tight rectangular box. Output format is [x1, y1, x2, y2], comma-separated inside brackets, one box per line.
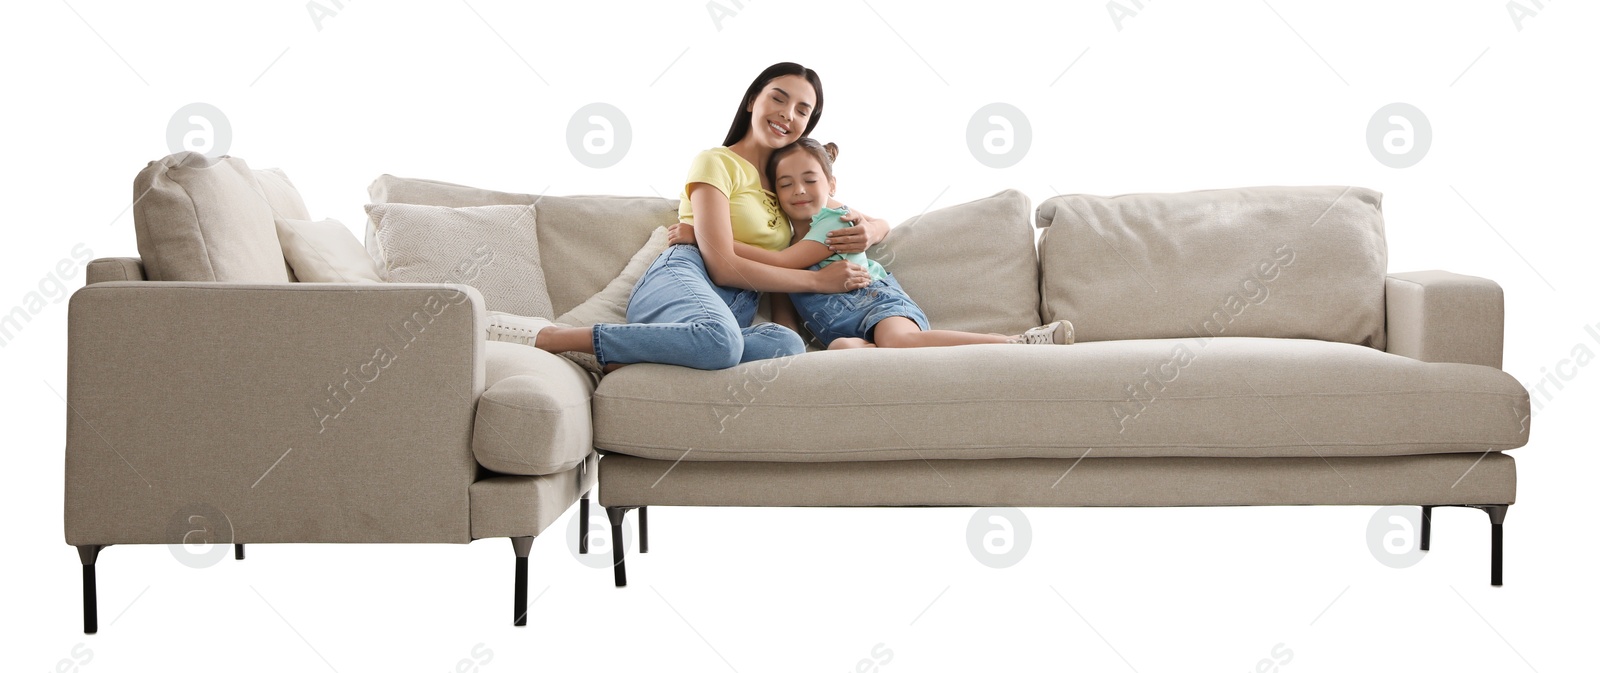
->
[733, 238, 832, 270]
[671, 224, 832, 270]
[675, 217, 832, 266]
[690, 184, 867, 293]
[747, 218, 836, 270]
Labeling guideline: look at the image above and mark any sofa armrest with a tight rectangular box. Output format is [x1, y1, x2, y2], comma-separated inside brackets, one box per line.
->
[65, 281, 487, 545]
[85, 257, 147, 284]
[1385, 271, 1504, 368]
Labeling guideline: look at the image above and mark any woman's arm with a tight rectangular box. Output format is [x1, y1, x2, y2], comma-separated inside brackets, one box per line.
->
[690, 184, 869, 293]
[825, 196, 890, 252]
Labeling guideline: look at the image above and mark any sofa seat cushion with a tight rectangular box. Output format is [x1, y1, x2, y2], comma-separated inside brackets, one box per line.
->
[592, 337, 1530, 462]
[473, 341, 595, 475]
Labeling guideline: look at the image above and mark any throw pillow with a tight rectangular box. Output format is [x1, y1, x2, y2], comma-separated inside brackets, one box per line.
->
[365, 203, 555, 318]
[276, 218, 383, 283]
[366, 174, 678, 316]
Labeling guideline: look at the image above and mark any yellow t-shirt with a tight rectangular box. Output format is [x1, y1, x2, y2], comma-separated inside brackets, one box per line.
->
[678, 147, 791, 252]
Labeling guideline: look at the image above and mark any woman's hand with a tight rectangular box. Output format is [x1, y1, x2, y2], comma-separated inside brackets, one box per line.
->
[813, 261, 872, 293]
[827, 210, 889, 254]
[666, 222, 697, 246]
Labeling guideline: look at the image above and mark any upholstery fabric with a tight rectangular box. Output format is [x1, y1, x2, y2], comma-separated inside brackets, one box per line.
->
[593, 337, 1530, 462]
[366, 174, 677, 316]
[1386, 271, 1505, 369]
[253, 167, 311, 220]
[85, 257, 146, 284]
[1037, 186, 1387, 348]
[276, 218, 384, 283]
[474, 341, 596, 475]
[871, 189, 1041, 335]
[366, 202, 555, 318]
[470, 454, 598, 539]
[131, 152, 289, 282]
[597, 453, 1516, 508]
[555, 226, 670, 326]
[65, 281, 487, 545]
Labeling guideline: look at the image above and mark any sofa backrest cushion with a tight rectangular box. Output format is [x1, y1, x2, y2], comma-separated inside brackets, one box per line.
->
[873, 189, 1041, 335]
[132, 152, 290, 282]
[255, 166, 311, 282]
[1036, 186, 1387, 348]
[368, 175, 675, 316]
[255, 167, 311, 221]
[365, 202, 555, 318]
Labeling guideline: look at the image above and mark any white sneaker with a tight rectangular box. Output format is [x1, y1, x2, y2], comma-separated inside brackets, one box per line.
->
[486, 311, 556, 348]
[1009, 319, 1075, 345]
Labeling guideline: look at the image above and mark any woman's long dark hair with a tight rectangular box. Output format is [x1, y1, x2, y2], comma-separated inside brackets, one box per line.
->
[722, 62, 824, 147]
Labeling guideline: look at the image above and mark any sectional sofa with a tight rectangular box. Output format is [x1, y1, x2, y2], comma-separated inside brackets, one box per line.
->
[64, 152, 1530, 633]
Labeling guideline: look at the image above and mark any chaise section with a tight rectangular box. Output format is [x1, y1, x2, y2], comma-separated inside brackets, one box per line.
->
[471, 454, 598, 539]
[65, 281, 487, 545]
[1385, 271, 1506, 369]
[593, 338, 1530, 463]
[473, 341, 596, 475]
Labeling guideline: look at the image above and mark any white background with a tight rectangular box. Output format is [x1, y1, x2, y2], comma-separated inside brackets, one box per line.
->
[4, 0, 1596, 670]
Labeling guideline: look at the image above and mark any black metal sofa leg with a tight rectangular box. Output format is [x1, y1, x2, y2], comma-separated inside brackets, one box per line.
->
[579, 491, 591, 554]
[511, 536, 534, 626]
[235, 544, 245, 560]
[607, 507, 635, 587]
[78, 545, 102, 634]
[1483, 505, 1508, 586]
[1420, 506, 1433, 551]
[639, 506, 649, 554]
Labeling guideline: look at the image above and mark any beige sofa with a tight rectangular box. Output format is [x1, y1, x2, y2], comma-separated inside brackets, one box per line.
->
[348, 174, 1527, 590]
[580, 185, 1530, 588]
[66, 156, 1529, 634]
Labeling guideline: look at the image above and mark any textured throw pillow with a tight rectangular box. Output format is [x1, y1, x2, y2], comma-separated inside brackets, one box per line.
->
[365, 203, 555, 318]
[555, 227, 670, 326]
[870, 189, 1041, 335]
[132, 152, 289, 282]
[276, 218, 383, 283]
[367, 174, 678, 315]
[1036, 185, 1387, 348]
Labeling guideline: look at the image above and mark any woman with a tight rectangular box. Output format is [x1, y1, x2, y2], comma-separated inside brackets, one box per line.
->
[488, 62, 892, 370]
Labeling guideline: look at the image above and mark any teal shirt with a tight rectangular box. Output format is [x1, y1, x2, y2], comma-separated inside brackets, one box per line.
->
[801, 206, 887, 281]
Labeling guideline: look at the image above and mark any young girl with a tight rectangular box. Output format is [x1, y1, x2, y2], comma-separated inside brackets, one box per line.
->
[762, 138, 1074, 349]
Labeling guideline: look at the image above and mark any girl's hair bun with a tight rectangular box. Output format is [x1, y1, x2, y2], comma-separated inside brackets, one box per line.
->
[823, 142, 839, 161]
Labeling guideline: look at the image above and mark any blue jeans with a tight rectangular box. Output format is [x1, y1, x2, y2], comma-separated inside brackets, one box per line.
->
[591, 245, 806, 370]
[789, 268, 930, 346]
